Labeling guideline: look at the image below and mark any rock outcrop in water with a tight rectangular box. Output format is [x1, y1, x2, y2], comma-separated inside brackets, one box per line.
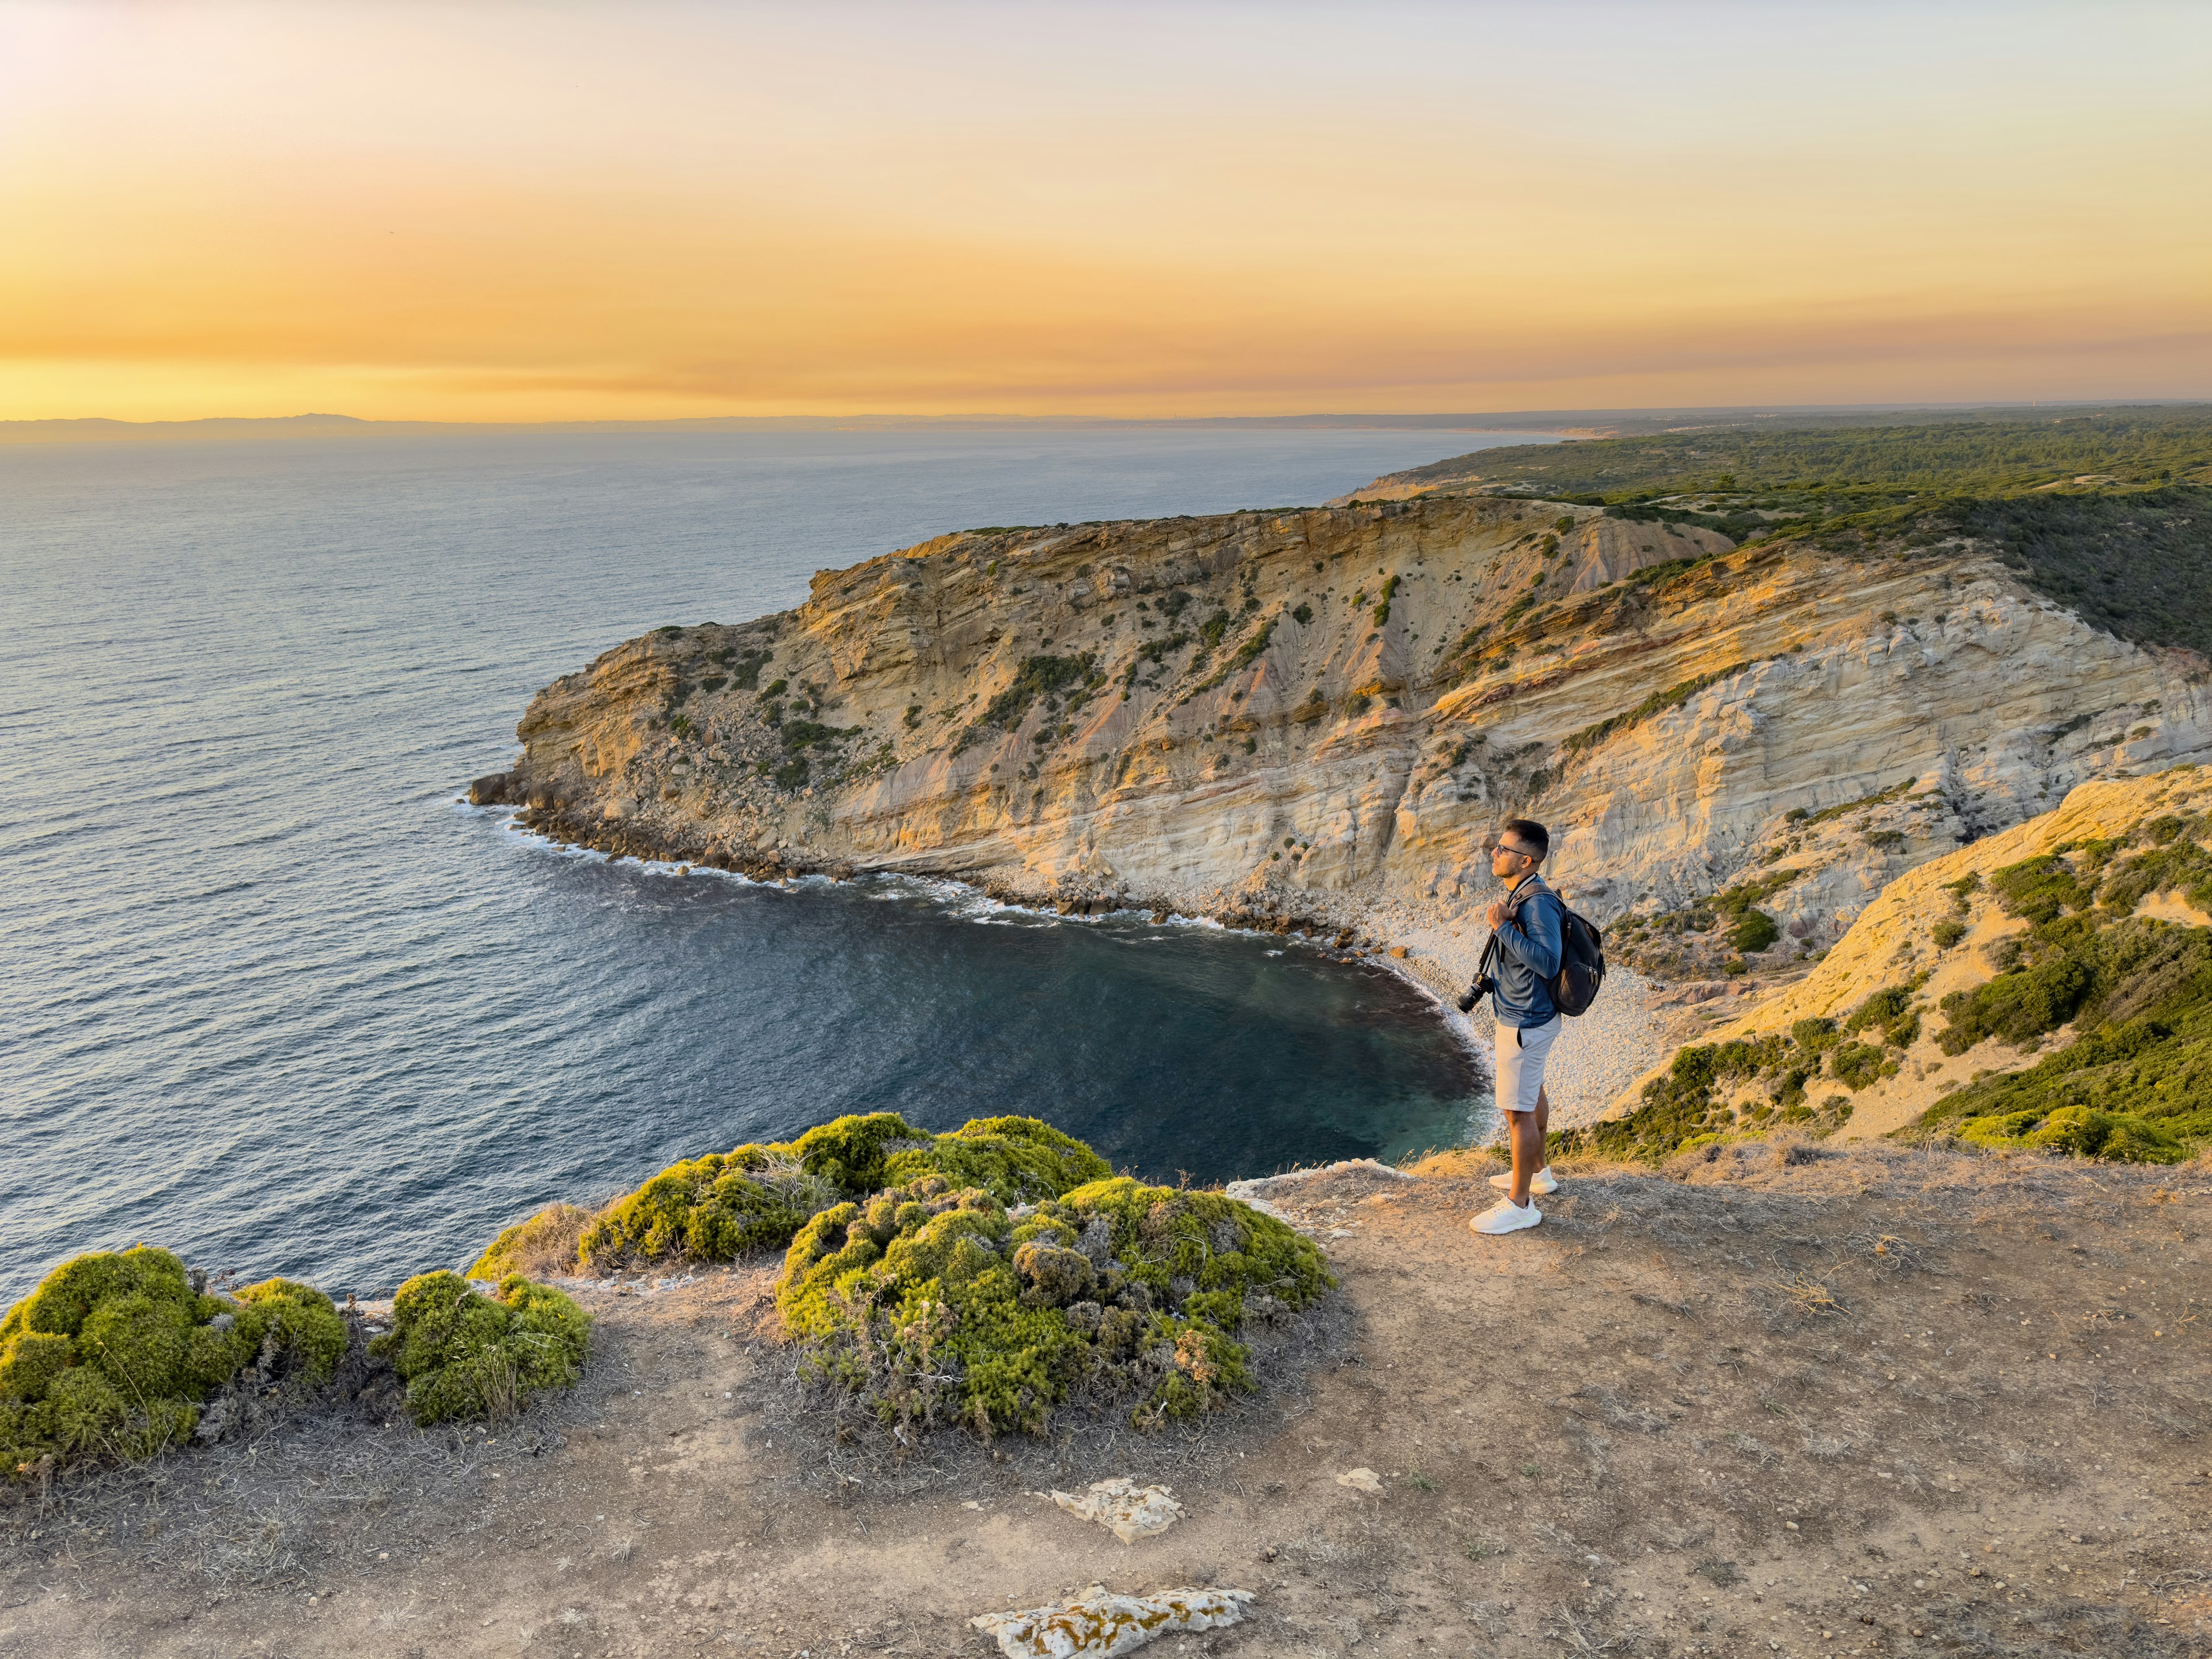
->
[495, 496, 2212, 962]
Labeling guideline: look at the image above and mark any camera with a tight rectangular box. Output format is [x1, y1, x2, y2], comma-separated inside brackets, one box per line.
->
[1455, 974, 1495, 1013]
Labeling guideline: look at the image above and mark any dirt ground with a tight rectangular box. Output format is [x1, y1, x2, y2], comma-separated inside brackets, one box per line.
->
[3, 1143, 2206, 1659]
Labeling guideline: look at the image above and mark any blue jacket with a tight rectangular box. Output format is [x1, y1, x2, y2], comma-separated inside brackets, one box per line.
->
[1491, 874, 1564, 1027]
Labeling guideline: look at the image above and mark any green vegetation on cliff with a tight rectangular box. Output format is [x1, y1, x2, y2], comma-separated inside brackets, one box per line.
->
[1, 1249, 346, 1476]
[1377, 408, 2212, 656]
[371, 1271, 592, 1426]
[953, 653, 1102, 754]
[1550, 987, 1902, 1164]
[577, 1113, 1111, 1271]
[1382, 407, 2212, 503]
[776, 1172, 1331, 1436]
[540, 1112, 1328, 1438]
[1904, 819, 2212, 1163]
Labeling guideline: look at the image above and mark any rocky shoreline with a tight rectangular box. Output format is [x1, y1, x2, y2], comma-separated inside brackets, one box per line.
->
[480, 784, 1382, 948]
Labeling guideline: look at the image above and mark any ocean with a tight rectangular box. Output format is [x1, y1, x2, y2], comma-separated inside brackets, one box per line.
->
[0, 425, 1549, 1300]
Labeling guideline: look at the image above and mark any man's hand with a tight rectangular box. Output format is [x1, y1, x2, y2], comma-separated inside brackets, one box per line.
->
[1484, 897, 1510, 930]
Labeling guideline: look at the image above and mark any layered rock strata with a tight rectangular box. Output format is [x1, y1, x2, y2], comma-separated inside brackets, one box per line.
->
[484, 496, 2212, 989]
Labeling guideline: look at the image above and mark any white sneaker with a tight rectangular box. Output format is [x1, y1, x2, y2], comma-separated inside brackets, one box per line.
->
[1470, 1198, 1543, 1236]
[1490, 1165, 1559, 1195]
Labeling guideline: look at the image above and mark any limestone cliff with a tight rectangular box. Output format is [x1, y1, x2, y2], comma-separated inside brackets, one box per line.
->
[486, 496, 2212, 980]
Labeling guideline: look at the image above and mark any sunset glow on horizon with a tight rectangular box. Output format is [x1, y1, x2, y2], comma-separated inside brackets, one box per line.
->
[4, 1, 2209, 423]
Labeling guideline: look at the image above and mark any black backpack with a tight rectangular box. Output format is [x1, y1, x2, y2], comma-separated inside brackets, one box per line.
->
[1469, 884, 1607, 1017]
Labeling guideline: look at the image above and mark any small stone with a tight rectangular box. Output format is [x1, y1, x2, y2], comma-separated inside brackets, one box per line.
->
[1336, 1468, 1384, 1494]
[1049, 1478, 1183, 1542]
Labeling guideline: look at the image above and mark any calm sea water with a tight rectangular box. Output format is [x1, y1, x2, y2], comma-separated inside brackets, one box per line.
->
[0, 426, 1547, 1300]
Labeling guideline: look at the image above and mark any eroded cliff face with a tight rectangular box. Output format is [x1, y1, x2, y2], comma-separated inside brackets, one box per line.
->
[493, 495, 2212, 965]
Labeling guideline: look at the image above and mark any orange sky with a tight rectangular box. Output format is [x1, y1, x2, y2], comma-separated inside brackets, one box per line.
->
[3, 2, 2209, 421]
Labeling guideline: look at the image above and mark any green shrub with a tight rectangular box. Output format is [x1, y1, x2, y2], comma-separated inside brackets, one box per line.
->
[1828, 1041, 1889, 1090]
[2099, 831, 2212, 915]
[575, 1114, 1111, 1272]
[233, 1279, 350, 1381]
[1957, 1105, 2186, 1163]
[1555, 1006, 1903, 1161]
[775, 1173, 1331, 1437]
[880, 1116, 1111, 1204]
[954, 654, 1100, 753]
[1730, 908, 1781, 953]
[1990, 853, 2092, 925]
[1560, 662, 1749, 757]
[1, 1248, 344, 1476]
[578, 1141, 843, 1270]
[1939, 955, 2091, 1052]
[370, 1272, 591, 1426]
[788, 1112, 933, 1194]
[1844, 984, 1920, 1048]
[1790, 1017, 1839, 1053]
[1931, 918, 1967, 949]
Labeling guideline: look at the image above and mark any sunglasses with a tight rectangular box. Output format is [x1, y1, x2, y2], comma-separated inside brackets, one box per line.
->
[1486, 840, 1535, 859]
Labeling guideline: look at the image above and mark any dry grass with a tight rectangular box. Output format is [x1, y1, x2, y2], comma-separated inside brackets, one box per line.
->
[467, 1200, 600, 1280]
[1771, 1271, 1843, 1316]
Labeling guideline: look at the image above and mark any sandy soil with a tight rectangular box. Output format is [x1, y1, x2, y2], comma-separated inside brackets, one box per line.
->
[4, 1146, 2206, 1659]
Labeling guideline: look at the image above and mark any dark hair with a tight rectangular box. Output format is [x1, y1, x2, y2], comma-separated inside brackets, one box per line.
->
[1501, 817, 1550, 860]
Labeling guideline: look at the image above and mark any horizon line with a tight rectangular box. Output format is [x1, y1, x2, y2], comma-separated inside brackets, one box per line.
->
[6, 397, 2211, 445]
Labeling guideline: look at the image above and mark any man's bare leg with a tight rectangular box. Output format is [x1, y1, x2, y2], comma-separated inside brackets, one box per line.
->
[1509, 1086, 1552, 1206]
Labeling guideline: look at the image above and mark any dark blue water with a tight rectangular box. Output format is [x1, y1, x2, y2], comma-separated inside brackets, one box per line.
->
[0, 427, 1540, 1300]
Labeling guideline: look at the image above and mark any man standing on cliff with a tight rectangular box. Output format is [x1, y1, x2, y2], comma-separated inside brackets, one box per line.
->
[1469, 818, 1563, 1236]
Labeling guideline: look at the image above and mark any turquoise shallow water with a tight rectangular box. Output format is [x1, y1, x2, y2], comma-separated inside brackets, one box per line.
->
[0, 426, 1537, 1300]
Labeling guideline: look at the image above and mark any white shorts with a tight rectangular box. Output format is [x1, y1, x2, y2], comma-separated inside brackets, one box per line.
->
[1495, 1015, 1561, 1113]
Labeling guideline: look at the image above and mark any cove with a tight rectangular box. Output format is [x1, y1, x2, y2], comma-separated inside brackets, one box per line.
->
[1, 427, 1515, 1302]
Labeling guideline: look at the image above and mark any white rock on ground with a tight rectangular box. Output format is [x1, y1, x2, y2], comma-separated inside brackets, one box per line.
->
[970, 1586, 1253, 1657]
[1047, 1478, 1184, 1543]
[1335, 1468, 1384, 1493]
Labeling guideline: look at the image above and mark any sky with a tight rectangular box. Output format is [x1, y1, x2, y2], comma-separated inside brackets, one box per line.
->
[3, 1, 2209, 422]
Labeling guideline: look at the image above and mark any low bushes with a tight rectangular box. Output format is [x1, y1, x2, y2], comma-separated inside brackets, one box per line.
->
[370, 1271, 592, 1426]
[505, 1113, 1315, 1438]
[1906, 815, 2212, 1162]
[1, 1248, 345, 1476]
[774, 1173, 1331, 1437]
[578, 1146, 834, 1269]
[575, 1113, 1111, 1271]
[1556, 983, 1919, 1162]
[1955, 1105, 2186, 1162]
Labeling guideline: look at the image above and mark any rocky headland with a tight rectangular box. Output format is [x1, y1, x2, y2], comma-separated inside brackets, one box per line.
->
[476, 491, 2212, 1116]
